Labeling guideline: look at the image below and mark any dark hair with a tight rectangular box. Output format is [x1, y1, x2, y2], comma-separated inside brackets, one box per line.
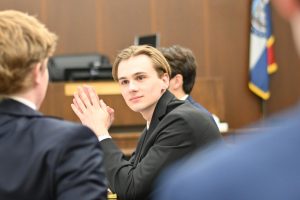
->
[159, 45, 197, 94]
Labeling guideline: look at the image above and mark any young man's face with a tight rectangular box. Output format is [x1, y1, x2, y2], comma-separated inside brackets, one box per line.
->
[117, 54, 169, 120]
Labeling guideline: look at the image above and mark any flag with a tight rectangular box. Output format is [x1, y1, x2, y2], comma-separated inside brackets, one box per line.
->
[249, 0, 278, 100]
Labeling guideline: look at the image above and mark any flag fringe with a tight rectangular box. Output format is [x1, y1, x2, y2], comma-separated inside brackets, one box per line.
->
[268, 63, 278, 74]
[249, 82, 270, 100]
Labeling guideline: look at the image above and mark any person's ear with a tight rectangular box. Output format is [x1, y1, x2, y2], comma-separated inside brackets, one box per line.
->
[173, 74, 183, 90]
[33, 59, 48, 84]
[32, 62, 43, 85]
[161, 73, 170, 91]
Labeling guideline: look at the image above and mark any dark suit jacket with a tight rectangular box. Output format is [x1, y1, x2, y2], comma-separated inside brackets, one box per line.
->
[0, 99, 107, 200]
[186, 95, 216, 125]
[100, 90, 221, 200]
[156, 103, 300, 200]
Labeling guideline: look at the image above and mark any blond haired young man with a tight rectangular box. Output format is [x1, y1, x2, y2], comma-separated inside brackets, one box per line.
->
[72, 45, 221, 200]
[0, 10, 107, 200]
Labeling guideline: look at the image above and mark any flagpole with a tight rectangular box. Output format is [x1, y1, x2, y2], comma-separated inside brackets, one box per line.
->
[261, 99, 267, 121]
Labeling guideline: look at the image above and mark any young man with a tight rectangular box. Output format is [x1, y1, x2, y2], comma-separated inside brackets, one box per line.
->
[155, 0, 300, 200]
[71, 45, 221, 200]
[159, 45, 216, 124]
[0, 10, 107, 200]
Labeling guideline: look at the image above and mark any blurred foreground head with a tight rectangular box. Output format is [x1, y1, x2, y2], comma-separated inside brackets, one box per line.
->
[272, 0, 300, 54]
[0, 10, 57, 96]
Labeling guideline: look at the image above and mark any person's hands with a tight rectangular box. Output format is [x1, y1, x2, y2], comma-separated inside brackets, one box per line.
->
[106, 105, 115, 129]
[71, 86, 114, 137]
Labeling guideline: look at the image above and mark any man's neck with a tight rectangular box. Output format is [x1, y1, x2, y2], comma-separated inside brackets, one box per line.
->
[179, 94, 189, 100]
[140, 90, 167, 127]
[172, 89, 187, 100]
[141, 103, 157, 123]
[174, 91, 188, 100]
[9, 95, 37, 110]
[9, 90, 39, 110]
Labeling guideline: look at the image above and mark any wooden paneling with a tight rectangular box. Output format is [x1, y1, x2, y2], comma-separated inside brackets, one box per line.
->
[1, 0, 300, 129]
[191, 78, 225, 120]
[0, 0, 42, 15]
[44, 0, 98, 54]
[152, 0, 207, 77]
[152, 0, 262, 127]
[204, 0, 262, 127]
[95, 0, 153, 60]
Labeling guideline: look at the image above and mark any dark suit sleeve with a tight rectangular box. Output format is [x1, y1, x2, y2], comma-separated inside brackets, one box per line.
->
[100, 116, 196, 200]
[54, 125, 107, 200]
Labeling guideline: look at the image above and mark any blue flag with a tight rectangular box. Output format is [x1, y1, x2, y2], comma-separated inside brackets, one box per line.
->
[249, 0, 278, 100]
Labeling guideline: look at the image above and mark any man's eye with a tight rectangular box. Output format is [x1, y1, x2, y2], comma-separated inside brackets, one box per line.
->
[120, 80, 129, 85]
[137, 76, 145, 81]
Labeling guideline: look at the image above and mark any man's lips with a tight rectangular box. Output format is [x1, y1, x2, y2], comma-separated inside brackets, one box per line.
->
[129, 96, 143, 101]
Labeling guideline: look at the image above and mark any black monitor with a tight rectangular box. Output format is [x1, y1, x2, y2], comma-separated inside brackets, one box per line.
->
[134, 34, 159, 47]
[48, 53, 113, 81]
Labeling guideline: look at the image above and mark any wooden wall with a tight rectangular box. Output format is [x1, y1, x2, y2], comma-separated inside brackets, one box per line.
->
[1, 0, 300, 128]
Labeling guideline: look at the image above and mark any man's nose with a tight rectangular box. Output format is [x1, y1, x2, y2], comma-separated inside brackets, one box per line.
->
[128, 81, 138, 91]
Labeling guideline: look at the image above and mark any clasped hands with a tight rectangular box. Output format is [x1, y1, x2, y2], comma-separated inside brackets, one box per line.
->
[71, 86, 114, 137]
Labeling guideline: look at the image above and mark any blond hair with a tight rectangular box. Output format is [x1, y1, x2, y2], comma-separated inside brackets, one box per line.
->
[0, 10, 57, 95]
[112, 45, 171, 81]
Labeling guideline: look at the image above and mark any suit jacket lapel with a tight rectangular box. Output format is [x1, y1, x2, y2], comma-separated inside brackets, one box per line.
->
[148, 90, 176, 134]
[132, 127, 148, 166]
[132, 91, 176, 166]
[131, 91, 186, 167]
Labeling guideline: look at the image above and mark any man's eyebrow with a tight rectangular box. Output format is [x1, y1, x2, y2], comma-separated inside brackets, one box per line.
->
[133, 72, 147, 76]
[117, 72, 147, 81]
[117, 77, 126, 81]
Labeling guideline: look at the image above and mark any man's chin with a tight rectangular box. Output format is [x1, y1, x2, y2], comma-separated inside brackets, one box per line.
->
[129, 107, 141, 113]
[127, 104, 143, 113]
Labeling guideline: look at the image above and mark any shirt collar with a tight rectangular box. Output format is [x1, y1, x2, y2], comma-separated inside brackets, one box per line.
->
[179, 94, 189, 100]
